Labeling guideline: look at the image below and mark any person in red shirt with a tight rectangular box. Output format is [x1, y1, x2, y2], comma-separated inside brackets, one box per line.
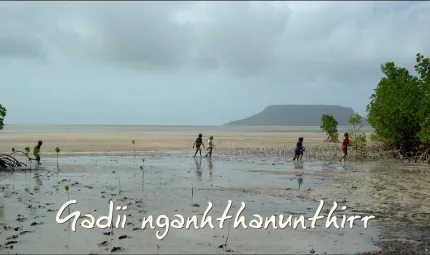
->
[340, 133, 350, 162]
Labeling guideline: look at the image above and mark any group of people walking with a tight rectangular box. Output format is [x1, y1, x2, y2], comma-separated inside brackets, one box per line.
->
[192, 132, 351, 161]
[33, 132, 350, 164]
[291, 132, 350, 161]
[192, 134, 215, 158]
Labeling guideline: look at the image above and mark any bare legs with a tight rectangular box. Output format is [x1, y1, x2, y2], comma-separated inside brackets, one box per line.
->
[194, 148, 202, 157]
[340, 149, 347, 162]
[205, 149, 212, 158]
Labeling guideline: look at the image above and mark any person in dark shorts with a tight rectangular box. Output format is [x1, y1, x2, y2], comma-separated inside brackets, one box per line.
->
[192, 134, 205, 157]
[293, 137, 304, 161]
[33, 140, 43, 164]
[340, 133, 350, 162]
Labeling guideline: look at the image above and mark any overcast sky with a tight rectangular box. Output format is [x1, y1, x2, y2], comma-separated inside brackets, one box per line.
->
[1, 1, 429, 125]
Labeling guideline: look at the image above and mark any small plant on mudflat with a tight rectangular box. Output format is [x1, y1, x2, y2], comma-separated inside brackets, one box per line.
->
[24, 146, 31, 166]
[140, 158, 145, 180]
[65, 185, 70, 214]
[6, 147, 30, 170]
[132, 140, 136, 165]
[55, 147, 61, 170]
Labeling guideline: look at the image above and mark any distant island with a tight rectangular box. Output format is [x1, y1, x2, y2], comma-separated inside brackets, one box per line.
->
[224, 105, 368, 126]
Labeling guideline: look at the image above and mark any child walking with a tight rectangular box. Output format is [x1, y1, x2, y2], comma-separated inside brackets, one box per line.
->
[293, 137, 304, 161]
[33, 140, 43, 164]
[205, 136, 215, 158]
[340, 133, 350, 162]
[192, 134, 205, 157]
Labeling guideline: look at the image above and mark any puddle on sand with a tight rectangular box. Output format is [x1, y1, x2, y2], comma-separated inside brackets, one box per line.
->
[0, 153, 380, 254]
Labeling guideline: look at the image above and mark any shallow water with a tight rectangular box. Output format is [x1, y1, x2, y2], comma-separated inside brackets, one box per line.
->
[0, 153, 380, 254]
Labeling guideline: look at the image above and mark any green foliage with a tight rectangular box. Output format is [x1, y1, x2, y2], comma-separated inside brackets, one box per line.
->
[64, 185, 69, 192]
[348, 113, 367, 151]
[24, 147, 30, 160]
[351, 133, 367, 153]
[0, 104, 6, 130]
[369, 133, 387, 143]
[320, 114, 339, 142]
[12, 148, 15, 153]
[331, 133, 339, 143]
[348, 113, 362, 133]
[415, 53, 430, 142]
[366, 53, 430, 145]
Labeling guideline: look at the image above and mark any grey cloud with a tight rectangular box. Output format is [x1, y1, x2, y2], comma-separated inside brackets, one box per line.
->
[90, 3, 195, 70]
[272, 2, 430, 85]
[0, 36, 42, 58]
[0, 2, 52, 58]
[1, 1, 429, 83]
[192, 2, 291, 77]
[1, 2, 430, 125]
[86, 2, 291, 75]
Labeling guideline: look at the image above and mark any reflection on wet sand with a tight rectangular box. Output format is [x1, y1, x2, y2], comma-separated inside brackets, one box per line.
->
[341, 163, 348, 171]
[207, 157, 213, 177]
[25, 171, 31, 189]
[294, 161, 304, 169]
[65, 221, 71, 249]
[297, 174, 303, 190]
[292, 161, 304, 190]
[194, 158, 202, 180]
[0, 194, 3, 219]
[34, 172, 43, 186]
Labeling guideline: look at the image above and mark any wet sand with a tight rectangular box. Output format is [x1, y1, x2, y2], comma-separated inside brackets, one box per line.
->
[1, 153, 383, 254]
[1, 152, 429, 254]
[219, 161, 430, 254]
[0, 125, 428, 254]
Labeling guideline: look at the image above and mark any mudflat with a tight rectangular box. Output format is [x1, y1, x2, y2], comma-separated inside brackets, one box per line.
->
[0, 125, 429, 254]
[1, 154, 381, 254]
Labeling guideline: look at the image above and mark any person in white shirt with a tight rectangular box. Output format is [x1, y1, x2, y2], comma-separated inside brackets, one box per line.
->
[205, 136, 215, 158]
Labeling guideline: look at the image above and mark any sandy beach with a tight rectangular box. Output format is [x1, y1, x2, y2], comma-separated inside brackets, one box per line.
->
[0, 125, 332, 155]
[0, 125, 429, 254]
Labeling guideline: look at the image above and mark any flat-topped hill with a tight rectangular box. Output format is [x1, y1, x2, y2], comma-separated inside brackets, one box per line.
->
[224, 105, 368, 126]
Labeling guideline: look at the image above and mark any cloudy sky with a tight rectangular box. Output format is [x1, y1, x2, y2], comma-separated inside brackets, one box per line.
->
[1, 1, 429, 125]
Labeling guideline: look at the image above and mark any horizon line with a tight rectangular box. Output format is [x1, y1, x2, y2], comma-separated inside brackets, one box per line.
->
[3, 123, 372, 128]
